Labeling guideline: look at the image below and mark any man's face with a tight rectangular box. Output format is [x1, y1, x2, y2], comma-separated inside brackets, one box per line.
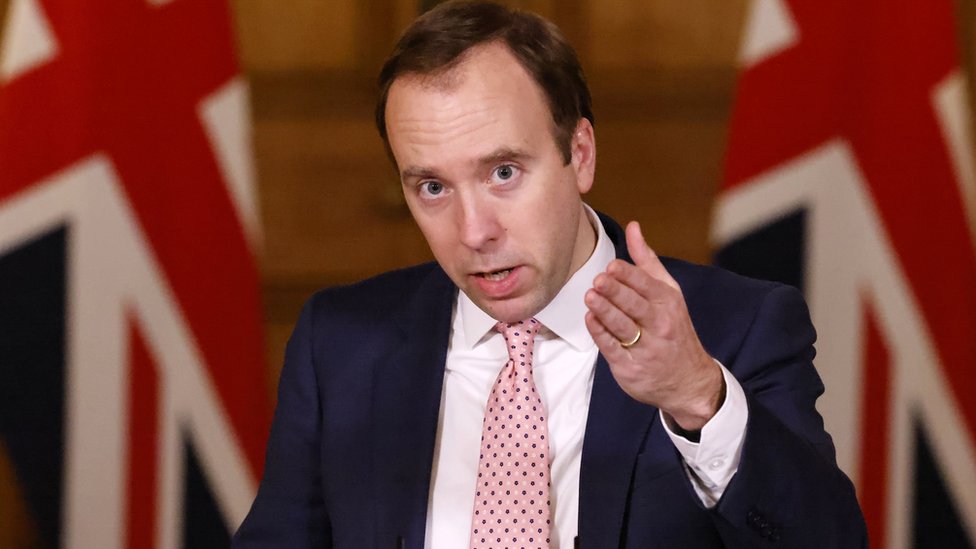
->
[385, 42, 596, 322]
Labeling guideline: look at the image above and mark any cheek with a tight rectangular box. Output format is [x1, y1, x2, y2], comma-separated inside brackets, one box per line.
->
[423, 229, 454, 255]
[424, 229, 467, 272]
[543, 180, 581, 227]
[412, 217, 449, 253]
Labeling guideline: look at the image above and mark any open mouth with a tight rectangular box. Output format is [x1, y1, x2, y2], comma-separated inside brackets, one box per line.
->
[481, 268, 513, 281]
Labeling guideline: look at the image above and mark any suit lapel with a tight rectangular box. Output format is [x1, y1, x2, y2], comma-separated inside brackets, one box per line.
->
[576, 212, 662, 547]
[370, 266, 456, 548]
[578, 355, 658, 548]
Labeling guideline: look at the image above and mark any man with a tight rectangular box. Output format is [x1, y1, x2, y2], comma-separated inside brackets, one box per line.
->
[234, 2, 866, 548]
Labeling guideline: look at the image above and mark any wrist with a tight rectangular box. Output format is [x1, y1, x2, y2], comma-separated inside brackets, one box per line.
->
[663, 357, 725, 432]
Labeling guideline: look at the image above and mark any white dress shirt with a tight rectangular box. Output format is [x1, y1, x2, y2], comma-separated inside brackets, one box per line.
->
[424, 206, 748, 548]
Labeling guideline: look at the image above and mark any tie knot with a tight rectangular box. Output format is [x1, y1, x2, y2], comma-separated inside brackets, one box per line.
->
[495, 318, 539, 363]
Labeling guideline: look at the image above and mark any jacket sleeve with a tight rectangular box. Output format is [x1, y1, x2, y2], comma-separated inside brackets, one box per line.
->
[708, 284, 867, 548]
[232, 298, 331, 548]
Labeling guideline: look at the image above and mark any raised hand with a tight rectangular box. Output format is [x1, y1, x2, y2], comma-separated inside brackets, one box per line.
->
[584, 221, 724, 431]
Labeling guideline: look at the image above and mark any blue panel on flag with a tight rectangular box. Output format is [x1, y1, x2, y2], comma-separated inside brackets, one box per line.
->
[0, 227, 67, 548]
[714, 209, 807, 292]
[183, 434, 231, 548]
[913, 422, 972, 548]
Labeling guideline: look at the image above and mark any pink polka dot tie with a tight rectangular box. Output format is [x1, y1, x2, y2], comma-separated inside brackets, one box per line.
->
[470, 318, 551, 549]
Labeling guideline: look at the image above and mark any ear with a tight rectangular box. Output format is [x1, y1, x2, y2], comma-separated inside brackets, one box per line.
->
[570, 118, 596, 194]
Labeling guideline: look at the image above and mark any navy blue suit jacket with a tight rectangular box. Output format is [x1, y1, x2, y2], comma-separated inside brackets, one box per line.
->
[234, 214, 866, 548]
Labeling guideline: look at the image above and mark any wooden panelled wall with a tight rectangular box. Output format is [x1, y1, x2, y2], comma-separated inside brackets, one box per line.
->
[1, 0, 974, 397]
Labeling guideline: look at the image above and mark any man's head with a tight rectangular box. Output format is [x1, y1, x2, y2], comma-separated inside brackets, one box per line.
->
[379, 1, 598, 322]
[376, 0, 593, 164]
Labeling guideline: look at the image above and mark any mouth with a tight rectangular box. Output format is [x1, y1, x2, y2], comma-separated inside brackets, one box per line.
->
[480, 268, 513, 281]
[471, 266, 522, 298]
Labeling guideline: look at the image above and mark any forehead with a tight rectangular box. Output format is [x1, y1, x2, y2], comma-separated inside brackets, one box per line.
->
[390, 40, 543, 100]
[384, 42, 554, 156]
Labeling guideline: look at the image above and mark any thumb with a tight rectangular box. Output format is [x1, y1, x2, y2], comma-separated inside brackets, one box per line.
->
[625, 221, 679, 290]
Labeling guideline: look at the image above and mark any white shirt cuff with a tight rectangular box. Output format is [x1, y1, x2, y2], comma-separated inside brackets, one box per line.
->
[661, 360, 747, 507]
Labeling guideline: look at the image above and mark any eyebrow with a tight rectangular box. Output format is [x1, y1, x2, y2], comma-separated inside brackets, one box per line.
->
[400, 165, 437, 181]
[478, 147, 532, 168]
[400, 146, 533, 181]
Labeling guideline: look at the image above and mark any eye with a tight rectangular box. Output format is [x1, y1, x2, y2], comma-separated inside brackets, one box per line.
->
[492, 164, 518, 183]
[419, 180, 445, 198]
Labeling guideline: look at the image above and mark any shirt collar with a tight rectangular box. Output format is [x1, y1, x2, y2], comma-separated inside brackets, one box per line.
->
[457, 205, 616, 351]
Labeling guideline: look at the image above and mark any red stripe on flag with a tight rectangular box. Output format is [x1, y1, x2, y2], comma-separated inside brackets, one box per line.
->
[858, 302, 891, 549]
[126, 319, 159, 549]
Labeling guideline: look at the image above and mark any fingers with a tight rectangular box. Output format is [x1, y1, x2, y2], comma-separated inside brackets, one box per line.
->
[585, 221, 682, 348]
[593, 267, 653, 319]
[584, 285, 641, 348]
[584, 310, 632, 362]
[625, 221, 679, 291]
[624, 220, 654, 269]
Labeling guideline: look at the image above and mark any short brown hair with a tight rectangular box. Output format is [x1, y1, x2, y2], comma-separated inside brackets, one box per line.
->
[375, 0, 594, 165]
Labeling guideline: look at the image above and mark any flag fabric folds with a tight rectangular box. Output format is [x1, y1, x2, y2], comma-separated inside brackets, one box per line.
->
[0, 0, 269, 547]
[715, 0, 976, 547]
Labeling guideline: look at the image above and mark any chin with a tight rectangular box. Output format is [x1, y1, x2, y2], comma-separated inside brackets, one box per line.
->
[488, 299, 544, 324]
[492, 311, 528, 324]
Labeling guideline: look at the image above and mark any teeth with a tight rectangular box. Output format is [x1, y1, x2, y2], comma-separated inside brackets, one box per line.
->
[483, 269, 511, 281]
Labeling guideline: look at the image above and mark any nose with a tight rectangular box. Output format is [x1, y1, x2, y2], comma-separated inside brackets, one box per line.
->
[456, 193, 502, 251]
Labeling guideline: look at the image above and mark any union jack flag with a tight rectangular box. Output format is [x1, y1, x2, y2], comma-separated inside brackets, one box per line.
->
[715, 0, 976, 547]
[0, 0, 269, 547]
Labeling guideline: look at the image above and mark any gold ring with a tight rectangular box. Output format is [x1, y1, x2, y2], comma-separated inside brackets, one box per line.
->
[619, 327, 642, 348]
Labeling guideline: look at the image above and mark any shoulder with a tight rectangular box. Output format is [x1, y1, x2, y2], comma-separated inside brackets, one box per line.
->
[661, 256, 790, 304]
[660, 256, 812, 359]
[300, 261, 454, 326]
